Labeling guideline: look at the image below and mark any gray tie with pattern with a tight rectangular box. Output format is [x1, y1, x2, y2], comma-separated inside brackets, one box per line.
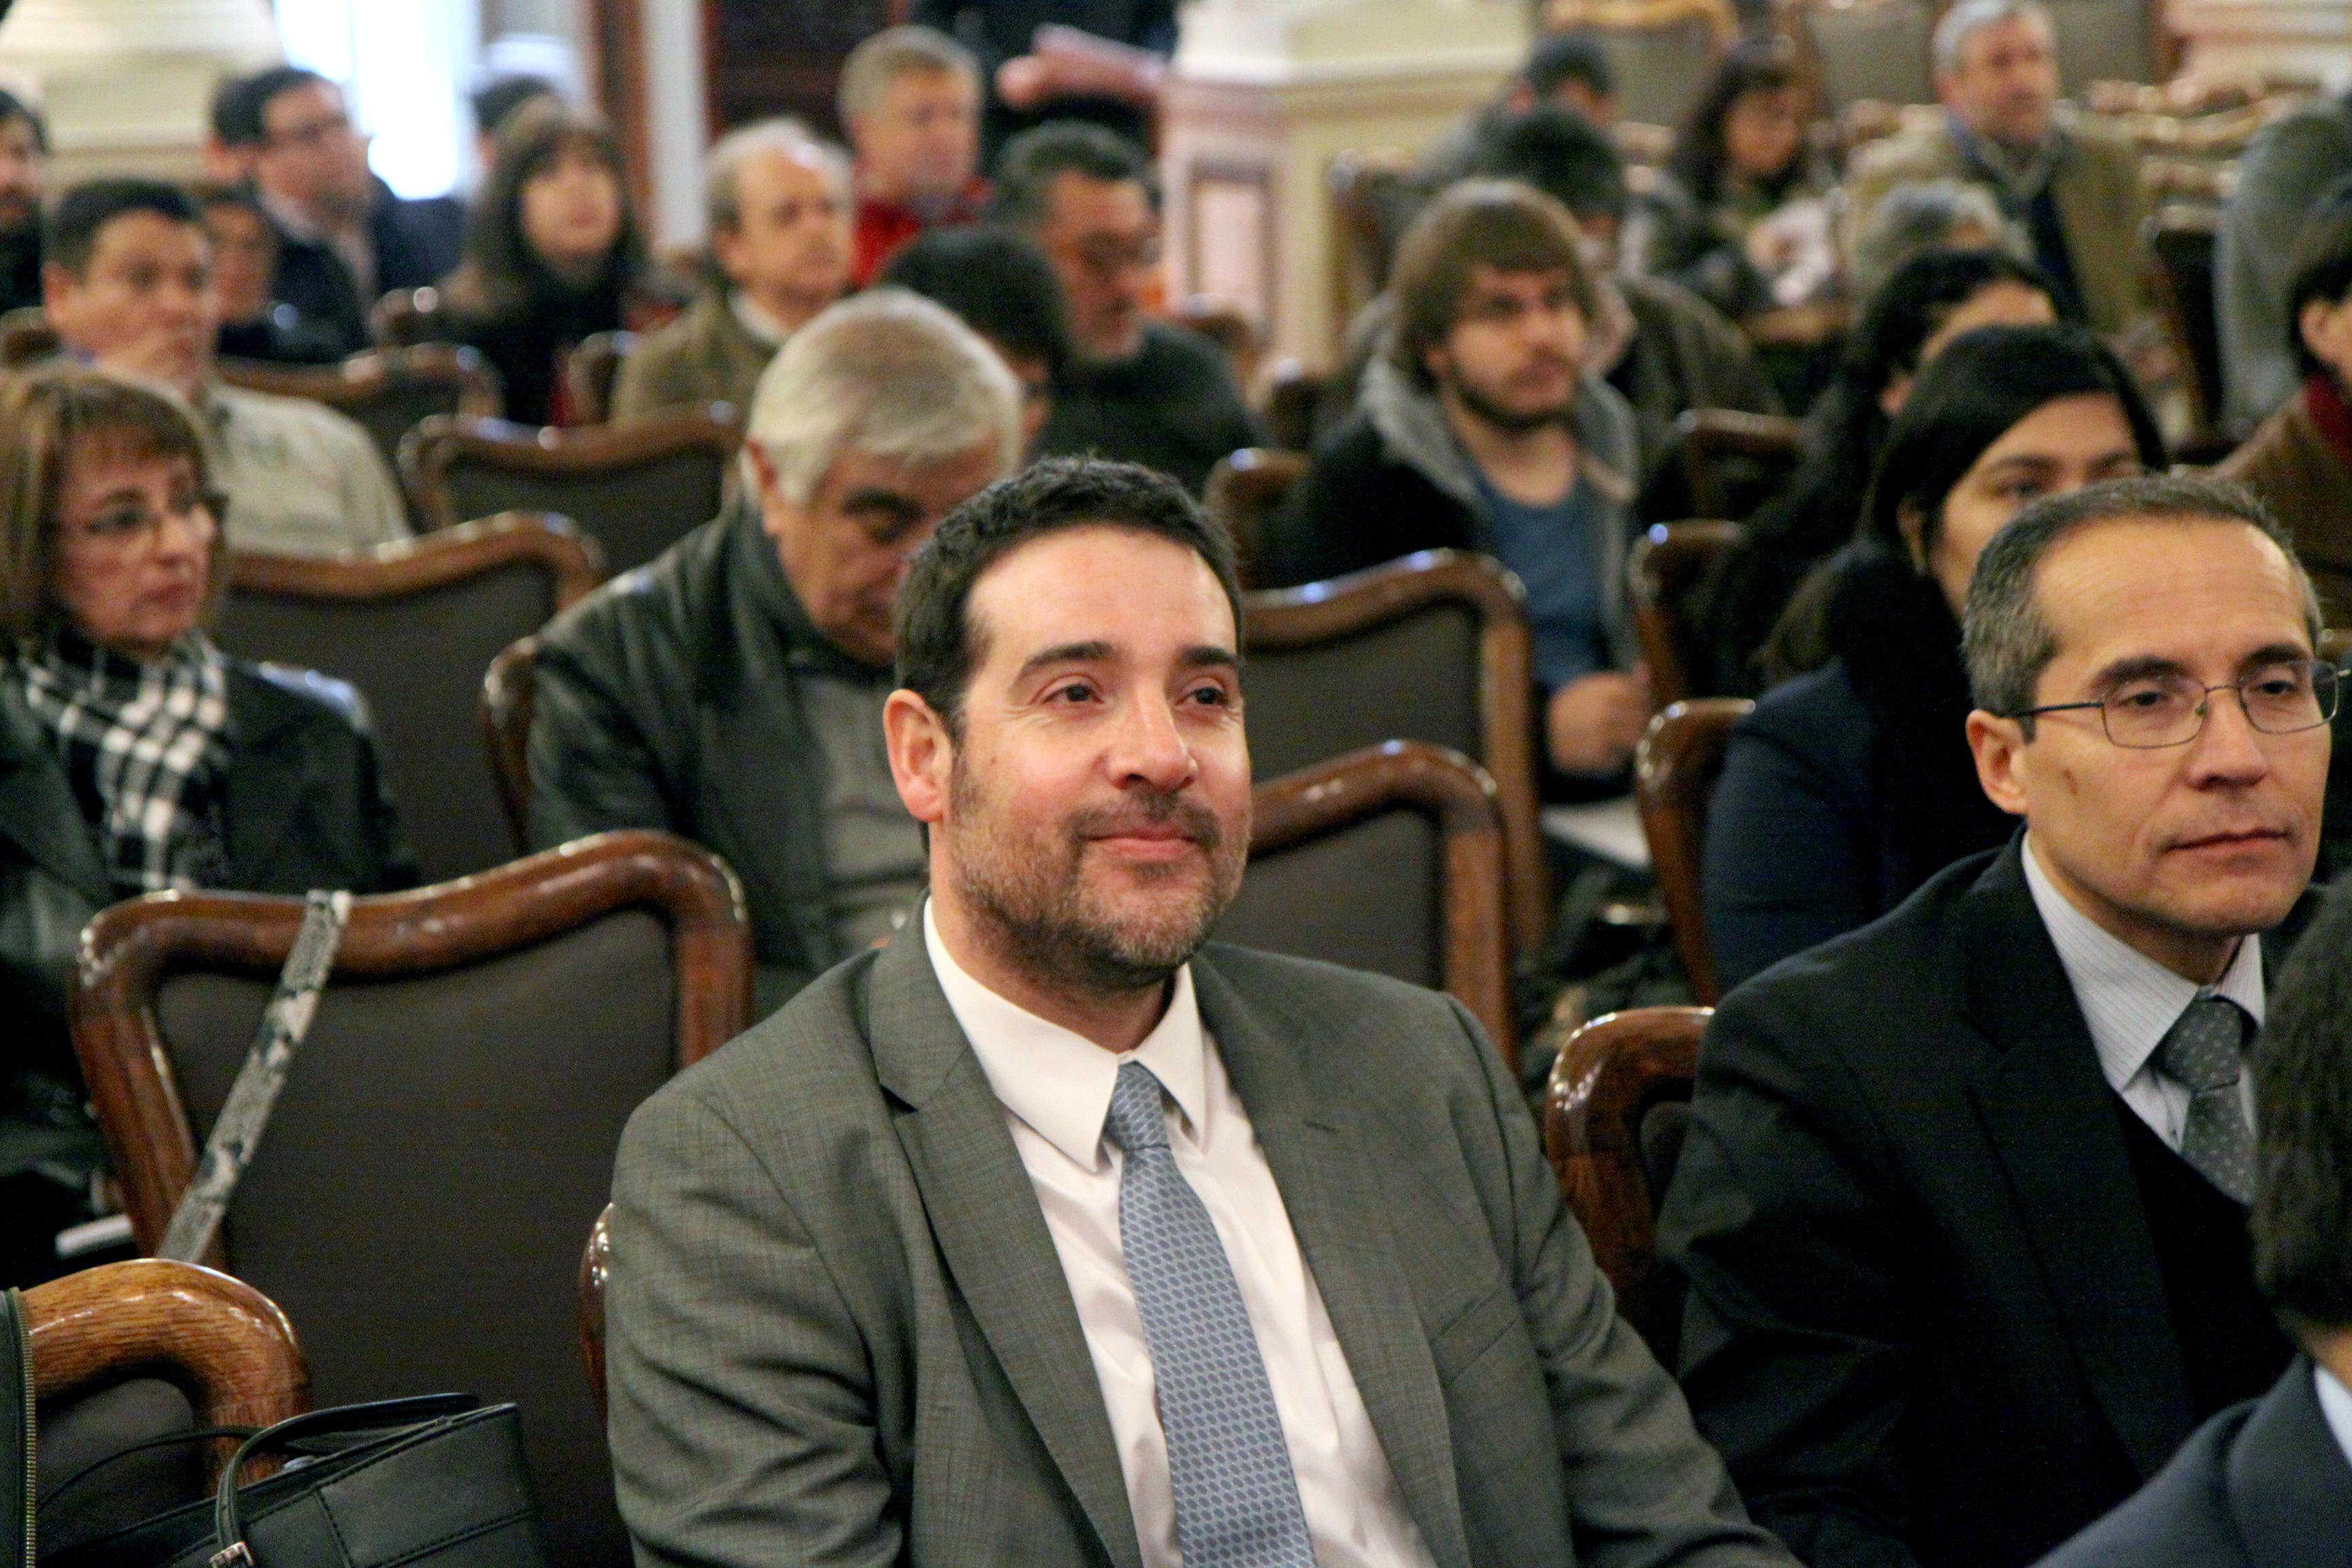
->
[1101, 1060, 1318, 1568]
[2154, 995, 2255, 1204]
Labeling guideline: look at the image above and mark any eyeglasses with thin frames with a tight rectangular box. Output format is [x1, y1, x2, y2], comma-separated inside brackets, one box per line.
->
[2000, 659, 2342, 749]
[60, 489, 229, 551]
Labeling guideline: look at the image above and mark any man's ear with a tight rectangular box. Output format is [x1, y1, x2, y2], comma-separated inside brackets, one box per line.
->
[885, 687, 952, 826]
[1896, 500, 1931, 573]
[1966, 708, 2031, 817]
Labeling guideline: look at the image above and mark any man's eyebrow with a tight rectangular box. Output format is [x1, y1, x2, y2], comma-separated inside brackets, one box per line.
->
[1179, 645, 1240, 671]
[1974, 453, 2061, 476]
[1014, 641, 1116, 681]
[2084, 653, 2187, 691]
[2239, 641, 2317, 674]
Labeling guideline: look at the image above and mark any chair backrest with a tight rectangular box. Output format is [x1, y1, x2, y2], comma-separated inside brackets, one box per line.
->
[1260, 362, 1327, 454]
[1793, 0, 1936, 108]
[1204, 447, 1310, 589]
[215, 513, 604, 884]
[483, 634, 540, 855]
[368, 285, 445, 348]
[564, 330, 639, 427]
[1326, 148, 1424, 331]
[402, 410, 741, 574]
[1542, 1004, 1708, 1356]
[1243, 551, 1548, 953]
[1634, 699, 1753, 1005]
[1675, 408, 1803, 523]
[1538, 0, 1738, 123]
[1175, 296, 1264, 396]
[71, 831, 753, 1568]
[0, 306, 59, 368]
[1629, 520, 1745, 708]
[2146, 205, 2225, 441]
[1219, 740, 1516, 1063]
[216, 345, 503, 480]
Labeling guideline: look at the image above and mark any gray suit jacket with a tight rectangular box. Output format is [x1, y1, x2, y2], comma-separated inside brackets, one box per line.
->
[607, 930, 1792, 1568]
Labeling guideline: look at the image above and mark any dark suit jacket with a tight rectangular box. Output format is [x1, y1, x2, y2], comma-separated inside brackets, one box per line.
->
[1659, 839, 2314, 1568]
[270, 181, 466, 356]
[2035, 1356, 2352, 1568]
[606, 930, 1797, 1568]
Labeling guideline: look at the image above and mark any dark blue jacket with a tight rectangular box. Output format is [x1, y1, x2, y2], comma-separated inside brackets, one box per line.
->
[269, 179, 465, 356]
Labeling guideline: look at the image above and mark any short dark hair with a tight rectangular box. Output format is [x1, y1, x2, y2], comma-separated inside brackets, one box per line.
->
[2284, 195, 2352, 378]
[470, 74, 559, 140]
[1962, 473, 2319, 719]
[0, 89, 48, 154]
[987, 122, 1157, 227]
[2254, 875, 2352, 1342]
[1468, 103, 1627, 223]
[46, 179, 203, 277]
[879, 227, 1074, 381]
[895, 458, 1241, 736]
[1523, 31, 1614, 102]
[1387, 180, 1594, 386]
[210, 66, 333, 148]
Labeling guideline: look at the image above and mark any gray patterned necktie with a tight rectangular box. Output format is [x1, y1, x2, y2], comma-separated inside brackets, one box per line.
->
[2154, 996, 2255, 1204]
[1102, 1060, 1317, 1568]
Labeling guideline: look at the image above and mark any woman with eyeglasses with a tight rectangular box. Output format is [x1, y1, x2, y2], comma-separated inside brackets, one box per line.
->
[0, 365, 414, 1282]
[1701, 323, 2166, 992]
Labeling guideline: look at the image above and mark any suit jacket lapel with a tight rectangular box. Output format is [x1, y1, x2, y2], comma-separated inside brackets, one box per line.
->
[866, 929, 1143, 1568]
[0, 686, 110, 902]
[1960, 845, 2194, 1477]
[2228, 1356, 2352, 1565]
[1194, 958, 1473, 1568]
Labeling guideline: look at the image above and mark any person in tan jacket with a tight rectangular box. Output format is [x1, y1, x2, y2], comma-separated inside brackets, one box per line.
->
[609, 120, 852, 421]
[2219, 204, 2352, 623]
[1842, 0, 2153, 344]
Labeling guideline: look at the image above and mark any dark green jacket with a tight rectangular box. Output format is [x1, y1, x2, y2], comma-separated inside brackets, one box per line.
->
[1, 657, 417, 1088]
[527, 500, 884, 1013]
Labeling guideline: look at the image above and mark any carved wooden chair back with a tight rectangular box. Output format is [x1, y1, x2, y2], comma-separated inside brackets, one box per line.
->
[1634, 699, 1754, 1004]
[69, 832, 752, 1568]
[0, 306, 59, 368]
[1675, 408, 1803, 523]
[1326, 148, 1424, 331]
[1260, 363, 1328, 453]
[1629, 520, 1745, 708]
[1204, 448, 1311, 589]
[367, 285, 445, 348]
[214, 514, 604, 884]
[216, 345, 502, 480]
[1543, 1005, 1709, 1357]
[563, 331, 640, 426]
[483, 634, 541, 855]
[2145, 205, 2227, 450]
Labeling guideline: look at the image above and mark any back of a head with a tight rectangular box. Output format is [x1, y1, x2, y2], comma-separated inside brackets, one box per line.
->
[838, 25, 979, 129]
[470, 74, 559, 142]
[0, 88, 48, 154]
[210, 65, 329, 148]
[1522, 31, 1614, 104]
[2253, 875, 2352, 1348]
[987, 122, 1154, 229]
[1849, 246, 2066, 395]
[2283, 200, 2352, 376]
[46, 178, 201, 278]
[877, 227, 1073, 380]
[1468, 103, 1627, 225]
[1850, 179, 2026, 302]
[747, 290, 1022, 504]
[1386, 179, 1592, 385]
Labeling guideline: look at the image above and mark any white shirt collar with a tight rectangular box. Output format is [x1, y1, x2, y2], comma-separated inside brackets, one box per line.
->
[2317, 1362, 2352, 1475]
[2021, 832, 2264, 1095]
[923, 900, 1208, 1171]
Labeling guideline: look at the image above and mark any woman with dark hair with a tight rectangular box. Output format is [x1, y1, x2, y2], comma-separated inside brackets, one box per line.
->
[439, 99, 674, 425]
[1639, 42, 1834, 321]
[1701, 323, 2163, 990]
[1699, 246, 2063, 693]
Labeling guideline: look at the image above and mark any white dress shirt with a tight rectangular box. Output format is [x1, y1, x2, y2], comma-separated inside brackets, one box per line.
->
[2021, 835, 2263, 1149]
[2317, 1363, 2352, 1473]
[925, 906, 1434, 1568]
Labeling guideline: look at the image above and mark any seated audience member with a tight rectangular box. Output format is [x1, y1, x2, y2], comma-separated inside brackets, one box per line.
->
[1663, 472, 2330, 1567]
[878, 225, 1071, 453]
[440, 100, 674, 426]
[469, 72, 560, 173]
[1642, 42, 1837, 322]
[1267, 182, 1648, 788]
[1703, 323, 2161, 990]
[2218, 205, 2352, 620]
[0, 366, 415, 1280]
[989, 123, 1262, 494]
[44, 180, 410, 556]
[608, 120, 851, 422]
[1844, 0, 2154, 345]
[2035, 875, 2352, 1567]
[605, 452, 1801, 1568]
[2219, 87, 2352, 430]
[839, 26, 989, 287]
[208, 67, 465, 357]
[195, 184, 343, 365]
[528, 292, 1017, 1011]
[1700, 247, 2061, 693]
[1422, 30, 1618, 189]
[1848, 178, 2025, 304]
[0, 91, 46, 317]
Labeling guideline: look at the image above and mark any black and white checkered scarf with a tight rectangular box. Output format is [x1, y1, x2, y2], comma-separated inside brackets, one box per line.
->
[17, 629, 232, 896]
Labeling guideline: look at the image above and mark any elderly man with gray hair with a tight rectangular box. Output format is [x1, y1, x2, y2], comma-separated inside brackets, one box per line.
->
[531, 291, 1021, 1008]
[608, 118, 853, 421]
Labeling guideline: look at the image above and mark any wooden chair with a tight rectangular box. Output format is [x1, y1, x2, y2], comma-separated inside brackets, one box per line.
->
[1326, 148, 1423, 336]
[1244, 551, 1548, 955]
[1221, 740, 1516, 1064]
[1788, 0, 1936, 109]
[1175, 296, 1264, 397]
[216, 512, 604, 885]
[216, 344, 503, 478]
[1204, 448, 1310, 589]
[0, 305, 59, 368]
[368, 285, 445, 348]
[1543, 1005, 1709, 1356]
[23, 1258, 307, 1551]
[71, 830, 753, 1568]
[564, 330, 640, 426]
[1635, 700, 1754, 1005]
[1260, 361, 1327, 454]
[483, 634, 540, 854]
[1676, 408, 1803, 523]
[1629, 521, 1745, 708]
[401, 410, 741, 574]
[2145, 205, 2230, 451]
[1539, 0, 1739, 125]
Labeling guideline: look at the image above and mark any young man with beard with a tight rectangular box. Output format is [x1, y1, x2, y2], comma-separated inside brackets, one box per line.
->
[1270, 179, 1650, 783]
[602, 457, 1797, 1568]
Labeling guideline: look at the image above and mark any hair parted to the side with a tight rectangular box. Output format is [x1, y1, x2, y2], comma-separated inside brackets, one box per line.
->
[2253, 876, 2352, 1343]
[1961, 474, 2321, 722]
[745, 289, 1022, 505]
[0, 364, 224, 649]
[1386, 179, 1595, 388]
[46, 179, 203, 278]
[208, 65, 333, 148]
[838, 25, 979, 128]
[894, 457, 1242, 738]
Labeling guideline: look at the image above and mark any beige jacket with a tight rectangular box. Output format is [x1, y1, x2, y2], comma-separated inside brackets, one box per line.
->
[608, 288, 777, 422]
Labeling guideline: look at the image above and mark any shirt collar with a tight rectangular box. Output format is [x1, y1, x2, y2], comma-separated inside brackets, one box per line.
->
[2317, 1362, 2352, 1475]
[924, 899, 1208, 1171]
[2021, 832, 2264, 1093]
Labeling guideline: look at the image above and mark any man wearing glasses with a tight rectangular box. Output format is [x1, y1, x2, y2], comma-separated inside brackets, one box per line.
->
[1657, 475, 2333, 1568]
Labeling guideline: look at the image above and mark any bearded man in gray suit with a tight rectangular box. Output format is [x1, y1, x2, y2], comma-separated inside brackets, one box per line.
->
[604, 456, 1793, 1568]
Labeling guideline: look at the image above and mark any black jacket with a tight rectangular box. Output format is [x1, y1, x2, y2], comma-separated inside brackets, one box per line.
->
[527, 502, 879, 1013]
[2033, 1357, 2352, 1568]
[1032, 321, 1262, 497]
[269, 181, 466, 357]
[1661, 840, 2311, 1568]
